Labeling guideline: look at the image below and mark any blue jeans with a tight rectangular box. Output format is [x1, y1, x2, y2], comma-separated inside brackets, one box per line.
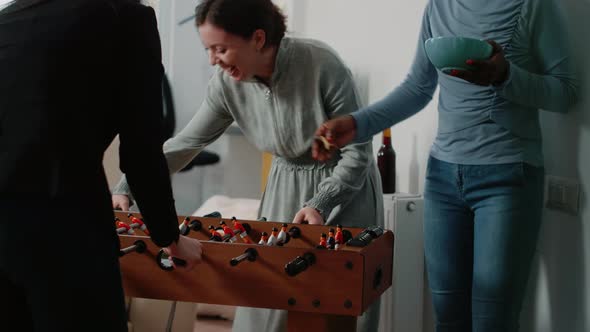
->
[424, 156, 544, 332]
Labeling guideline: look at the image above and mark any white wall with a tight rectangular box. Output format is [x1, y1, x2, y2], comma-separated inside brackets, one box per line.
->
[520, 0, 590, 331]
[292, 0, 589, 331]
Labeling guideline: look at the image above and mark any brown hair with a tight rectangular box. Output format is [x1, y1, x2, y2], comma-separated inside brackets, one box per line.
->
[195, 0, 286, 48]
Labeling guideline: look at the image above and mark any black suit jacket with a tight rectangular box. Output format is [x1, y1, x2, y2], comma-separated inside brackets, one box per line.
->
[0, 0, 179, 246]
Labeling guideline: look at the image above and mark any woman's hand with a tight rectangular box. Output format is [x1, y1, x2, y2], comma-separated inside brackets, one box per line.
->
[112, 194, 131, 211]
[448, 40, 510, 86]
[292, 207, 324, 225]
[312, 115, 357, 162]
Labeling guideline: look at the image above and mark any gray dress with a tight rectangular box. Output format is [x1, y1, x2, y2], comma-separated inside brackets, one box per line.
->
[113, 37, 383, 332]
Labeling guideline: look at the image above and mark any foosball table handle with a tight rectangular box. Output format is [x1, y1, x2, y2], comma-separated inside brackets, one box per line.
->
[229, 247, 258, 266]
[156, 248, 187, 271]
[284, 252, 316, 277]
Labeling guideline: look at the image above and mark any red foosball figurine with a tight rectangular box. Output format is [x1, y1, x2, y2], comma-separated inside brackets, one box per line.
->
[127, 214, 150, 235]
[219, 221, 234, 237]
[208, 225, 223, 242]
[115, 218, 134, 235]
[335, 224, 344, 249]
[258, 232, 269, 245]
[318, 233, 328, 249]
[232, 217, 246, 234]
[231, 217, 251, 243]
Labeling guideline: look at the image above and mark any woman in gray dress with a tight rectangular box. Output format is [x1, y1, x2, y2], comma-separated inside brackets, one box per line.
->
[112, 0, 383, 330]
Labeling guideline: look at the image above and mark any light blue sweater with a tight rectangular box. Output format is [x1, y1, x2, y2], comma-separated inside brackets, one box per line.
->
[352, 0, 578, 166]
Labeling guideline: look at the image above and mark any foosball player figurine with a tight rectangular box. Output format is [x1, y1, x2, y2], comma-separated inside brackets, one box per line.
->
[115, 218, 134, 235]
[267, 227, 279, 246]
[231, 217, 251, 243]
[335, 224, 344, 249]
[179, 217, 191, 236]
[219, 221, 234, 237]
[239, 234, 252, 244]
[127, 214, 150, 235]
[258, 231, 269, 245]
[232, 217, 246, 234]
[327, 228, 336, 250]
[209, 225, 223, 242]
[277, 223, 288, 245]
[219, 221, 237, 242]
[136, 218, 150, 235]
[317, 233, 328, 249]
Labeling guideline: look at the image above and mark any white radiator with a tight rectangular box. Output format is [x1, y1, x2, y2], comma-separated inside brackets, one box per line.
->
[378, 193, 425, 332]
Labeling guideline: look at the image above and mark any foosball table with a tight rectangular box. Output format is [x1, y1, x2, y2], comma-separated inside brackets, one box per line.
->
[115, 211, 394, 332]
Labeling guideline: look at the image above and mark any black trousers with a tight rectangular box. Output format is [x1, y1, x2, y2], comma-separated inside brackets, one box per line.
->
[0, 199, 128, 332]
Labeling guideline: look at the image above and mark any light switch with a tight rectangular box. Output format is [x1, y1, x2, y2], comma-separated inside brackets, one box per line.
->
[544, 175, 580, 215]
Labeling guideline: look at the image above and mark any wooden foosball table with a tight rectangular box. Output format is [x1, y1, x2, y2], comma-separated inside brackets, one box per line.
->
[115, 212, 394, 332]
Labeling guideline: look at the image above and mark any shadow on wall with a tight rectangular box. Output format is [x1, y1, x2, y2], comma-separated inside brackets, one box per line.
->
[408, 134, 420, 194]
[520, 1, 590, 331]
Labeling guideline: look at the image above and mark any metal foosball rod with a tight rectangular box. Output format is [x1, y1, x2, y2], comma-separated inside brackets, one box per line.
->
[179, 217, 203, 236]
[119, 240, 147, 257]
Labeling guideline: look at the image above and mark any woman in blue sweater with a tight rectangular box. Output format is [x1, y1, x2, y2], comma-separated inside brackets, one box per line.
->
[314, 0, 578, 331]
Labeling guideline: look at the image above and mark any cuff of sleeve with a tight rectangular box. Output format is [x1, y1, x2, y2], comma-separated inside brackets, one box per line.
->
[304, 191, 338, 221]
[151, 229, 180, 248]
[351, 111, 373, 144]
[493, 62, 516, 94]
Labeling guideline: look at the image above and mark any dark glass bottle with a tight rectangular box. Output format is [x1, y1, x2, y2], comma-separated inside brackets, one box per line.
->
[377, 128, 396, 193]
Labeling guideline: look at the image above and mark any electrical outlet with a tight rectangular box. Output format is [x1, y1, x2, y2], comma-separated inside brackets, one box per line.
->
[544, 175, 580, 215]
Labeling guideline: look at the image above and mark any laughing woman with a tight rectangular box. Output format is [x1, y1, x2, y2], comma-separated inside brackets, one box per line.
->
[111, 0, 383, 331]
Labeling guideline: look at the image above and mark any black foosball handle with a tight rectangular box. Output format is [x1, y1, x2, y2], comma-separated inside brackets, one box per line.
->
[284, 252, 316, 277]
[156, 249, 187, 271]
[229, 248, 258, 266]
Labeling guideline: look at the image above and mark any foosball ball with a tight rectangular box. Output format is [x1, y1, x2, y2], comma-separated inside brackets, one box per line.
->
[115, 211, 394, 332]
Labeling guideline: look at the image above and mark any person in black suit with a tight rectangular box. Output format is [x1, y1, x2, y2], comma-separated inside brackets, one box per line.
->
[0, 0, 202, 331]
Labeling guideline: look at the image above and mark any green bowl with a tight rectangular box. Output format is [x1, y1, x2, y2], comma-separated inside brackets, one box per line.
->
[424, 37, 492, 72]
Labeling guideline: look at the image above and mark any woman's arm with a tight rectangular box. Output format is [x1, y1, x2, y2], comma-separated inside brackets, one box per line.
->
[113, 73, 233, 196]
[494, 0, 579, 112]
[301, 52, 375, 221]
[352, 2, 438, 142]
